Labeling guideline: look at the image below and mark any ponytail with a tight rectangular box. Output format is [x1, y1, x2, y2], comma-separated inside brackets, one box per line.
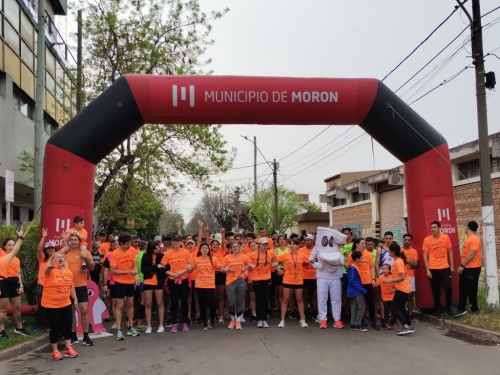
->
[389, 243, 407, 265]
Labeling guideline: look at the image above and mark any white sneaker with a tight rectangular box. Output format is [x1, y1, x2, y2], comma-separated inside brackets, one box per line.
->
[257, 320, 263, 328]
[300, 319, 308, 328]
[145, 326, 153, 334]
[240, 316, 246, 323]
[157, 325, 165, 333]
[218, 316, 224, 324]
[111, 322, 117, 330]
[278, 320, 285, 328]
[263, 320, 269, 328]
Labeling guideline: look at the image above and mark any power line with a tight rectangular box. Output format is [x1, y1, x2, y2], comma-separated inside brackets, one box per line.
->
[278, 125, 331, 162]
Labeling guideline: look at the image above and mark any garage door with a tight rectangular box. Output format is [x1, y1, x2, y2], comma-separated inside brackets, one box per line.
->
[379, 187, 405, 243]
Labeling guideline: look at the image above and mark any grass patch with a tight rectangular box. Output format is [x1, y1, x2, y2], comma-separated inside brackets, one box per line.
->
[0, 316, 47, 352]
[452, 287, 500, 332]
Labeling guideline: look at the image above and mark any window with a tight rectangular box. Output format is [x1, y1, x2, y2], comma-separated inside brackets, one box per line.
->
[332, 198, 347, 207]
[5, 20, 20, 53]
[457, 157, 500, 180]
[12, 206, 20, 221]
[21, 40, 34, 70]
[44, 114, 59, 134]
[5, 0, 20, 31]
[352, 191, 370, 203]
[13, 85, 35, 119]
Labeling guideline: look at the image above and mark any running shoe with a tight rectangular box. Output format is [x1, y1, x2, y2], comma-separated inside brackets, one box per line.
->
[170, 324, 178, 333]
[454, 310, 467, 318]
[127, 327, 140, 336]
[14, 327, 30, 336]
[63, 347, 78, 358]
[370, 322, 380, 331]
[299, 320, 308, 328]
[111, 322, 117, 330]
[385, 323, 392, 330]
[397, 328, 411, 335]
[182, 324, 189, 332]
[319, 320, 327, 329]
[240, 316, 246, 323]
[262, 320, 269, 328]
[51, 350, 63, 361]
[407, 326, 415, 333]
[333, 320, 344, 329]
[203, 326, 209, 331]
[116, 331, 125, 341]
[235, 321, 242, 330]
[0, 330, 9, 339]
[82, 336, 94, 346]
[145, 326, 153, 334]
[250, 315, 258, 322]
[157, 325, 165, 333]
[257, 320, 263, 328]
[208, 320, 214, 330]
[393, 324, 399, 331]
[278, 320, 285, 328]
[218, 316, 224, 324]
[228, 320, 236, 330]
[71, 334, 79, 344]
[359, 325, 368, 332]
[350, 325, 359, 331]
[315, 315, 322, 324]
[31, 323, 39, 332]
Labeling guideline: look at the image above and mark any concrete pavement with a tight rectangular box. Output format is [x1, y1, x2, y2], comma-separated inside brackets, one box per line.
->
[1, 319, 499, 375]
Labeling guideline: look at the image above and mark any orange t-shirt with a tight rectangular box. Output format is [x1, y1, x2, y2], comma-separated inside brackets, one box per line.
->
[298, 247, 316, 280]
[222, 253, 252, 285]
[402, 247, 419, 277]
[143, 253, 159, 286]
[192, 256, 221, 289]
[161, 248, 192, 280]
[98, 241, 110, 256]
[188, 248, 199, 280]
[247, 250, 277, 281]
[110, 248, 137, 284]
[0, 256, 12, 272]
[347, 250, 374, 284]
[276, 252, 309, 285]
[213, 247, 226, 273]
[376, 274, 395, 301]
[65, 249, 91, 287]
[422, 234, 452, 269]
[392, 258, 412, 293]
[0, 248, 5, 257]
[41, 267, 74, 308]
[0, 256, 20, 278]
[462, 234, 482, 268]
[65, 227, 88, 246]
[37, 258, 49, 286]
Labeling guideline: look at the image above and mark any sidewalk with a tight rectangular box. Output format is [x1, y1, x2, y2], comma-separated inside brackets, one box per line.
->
[0, 333, 49, 362]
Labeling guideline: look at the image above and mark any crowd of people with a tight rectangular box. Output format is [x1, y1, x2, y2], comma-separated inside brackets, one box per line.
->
[0, 216, 482, 361]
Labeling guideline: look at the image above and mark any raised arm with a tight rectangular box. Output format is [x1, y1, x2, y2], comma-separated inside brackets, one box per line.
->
[37, 228, 48, 260]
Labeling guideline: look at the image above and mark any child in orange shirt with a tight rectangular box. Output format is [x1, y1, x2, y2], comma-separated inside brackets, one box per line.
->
[377, 264, 396, 330]
[64, 216, 88, 251]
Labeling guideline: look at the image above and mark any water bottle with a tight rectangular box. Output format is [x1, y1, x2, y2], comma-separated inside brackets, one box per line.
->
[82, 259, 87, 272]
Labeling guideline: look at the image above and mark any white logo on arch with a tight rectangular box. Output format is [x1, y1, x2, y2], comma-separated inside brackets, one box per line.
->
[172, 85, 195, 107]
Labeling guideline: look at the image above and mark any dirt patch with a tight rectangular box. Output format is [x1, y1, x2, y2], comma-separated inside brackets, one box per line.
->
[443, 329, 499, 346]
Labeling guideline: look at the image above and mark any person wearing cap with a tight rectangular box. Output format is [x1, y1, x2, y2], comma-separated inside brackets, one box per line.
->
[299, 234, 318, 321]
[32, 228, 56, 331]
[153, 236, 164, 253]
[340, 226, 354, 319]
[257, 228, 274, 249]
[89, 242, 102, 285]
[160, 234, 194, 332]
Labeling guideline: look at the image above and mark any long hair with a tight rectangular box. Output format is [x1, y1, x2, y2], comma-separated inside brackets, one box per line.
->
[352, 237, 365, 251]
[197, 242, 213, 267]
[389, 243, 407, 265]
[1, 238, 14, 250]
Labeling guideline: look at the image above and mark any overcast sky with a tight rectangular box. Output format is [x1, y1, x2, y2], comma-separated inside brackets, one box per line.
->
[172, 0, 500, 222]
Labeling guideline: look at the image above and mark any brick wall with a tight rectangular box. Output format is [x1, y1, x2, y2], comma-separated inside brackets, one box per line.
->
[454, 177, 500, 264]
[331, 202, 372, 237]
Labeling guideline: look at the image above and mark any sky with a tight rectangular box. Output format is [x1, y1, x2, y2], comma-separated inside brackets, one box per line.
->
[171, 0, 500, 222]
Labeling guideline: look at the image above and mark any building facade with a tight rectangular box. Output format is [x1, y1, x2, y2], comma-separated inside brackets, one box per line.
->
[0, 0, 75, 224]
[325, 133, 500, 262]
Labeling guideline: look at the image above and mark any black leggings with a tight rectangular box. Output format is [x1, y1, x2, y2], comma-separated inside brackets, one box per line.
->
[430, 268, 452, 311]
[391, 290, 411, 326]
[44, 305, 72, 344]
[168, 278, 189, 324]
[362, 283, 376, 323]
[195, 288, 216, 325]
[253, 279, 271, 321]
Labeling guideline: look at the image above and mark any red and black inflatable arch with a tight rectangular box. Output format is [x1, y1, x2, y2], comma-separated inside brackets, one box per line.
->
[41, 75, 459, 308]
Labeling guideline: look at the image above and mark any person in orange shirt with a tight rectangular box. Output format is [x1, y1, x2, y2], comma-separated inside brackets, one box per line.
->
[63, 216, 88, 250]
[211, 231, 227, 324]
[160, 235, 193, 333]
[60, 233, 95, 345]
[221, 241, 253, 330]
[382, 243, 414, 335]
[299, 234, 318, 321]
[42, 252, 79, 360]
[186, 220, 203, 325]
[101, 237, 118, 323]
[32, 228, 56, 332]
[245, 240, 258, 322]
[97, 232, 110, 258]
[455, 221, 482, 317]
[422, 220, 454, 317]
[110, 233, 140, 340]
[247, 238, 278, 328]
[0, 230, 24, 274]
[276, 238, 309, 328]
[193, 242, 222, 330]
[401, 233, 418, 321]
[376, 264, 396, 330]
[0, 235, 30, 338]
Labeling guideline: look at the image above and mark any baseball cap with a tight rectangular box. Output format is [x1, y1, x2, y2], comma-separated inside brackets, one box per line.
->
[186, 240, 195, 245]
[92, 242, 100, 248]
[258, 237, 269, 244]
[138, 240, 148, 248]
[44, 240, 56, 249]
[213, 233, 222, 242]
[304, 234, 314, 240]
[341, 226, 352, 233]
[172, 235, 182, 241]
[154, 235, 162, 242]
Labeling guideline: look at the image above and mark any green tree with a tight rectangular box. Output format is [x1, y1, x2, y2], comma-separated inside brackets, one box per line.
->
[80, 0, 235, 223]
[248, 187, 311, 234]
[0, 222, 40, 305]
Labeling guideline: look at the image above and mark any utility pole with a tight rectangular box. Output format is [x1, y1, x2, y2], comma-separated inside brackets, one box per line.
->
[76, 9, 83, 113]
[273, 159, 279, 232]
[33, 0, 46, 220]
[457, 0, 499, 310]
[253, 136, 257, 200]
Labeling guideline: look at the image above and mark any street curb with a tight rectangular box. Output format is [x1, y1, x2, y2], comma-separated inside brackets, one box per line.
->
[0, 333, 49, 362]
[414, 311, 500, 344]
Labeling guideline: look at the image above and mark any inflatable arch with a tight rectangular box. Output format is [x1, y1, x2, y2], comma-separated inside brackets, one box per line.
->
[41, 75, 459, 308]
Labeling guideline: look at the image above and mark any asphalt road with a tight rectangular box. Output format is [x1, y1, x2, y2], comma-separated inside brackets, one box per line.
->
[1, 319, 499, 375]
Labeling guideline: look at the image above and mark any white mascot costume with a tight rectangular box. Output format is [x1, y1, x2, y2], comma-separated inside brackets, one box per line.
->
[310, 227, 346, 326]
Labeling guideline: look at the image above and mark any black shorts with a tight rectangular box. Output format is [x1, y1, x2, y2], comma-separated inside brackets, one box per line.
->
[283, 283, 303, 290]
[74, 286, 89, 303]
[0, 278, 20, 299]
[109, 284, 118, 299]
[303, 279, 317, 291]
[247, 282, 254, 293]
[114, 282, 135, 299]
[143, 283, 163, 291]
[215, 272, 226, 286]
[271, 271, 283, 286]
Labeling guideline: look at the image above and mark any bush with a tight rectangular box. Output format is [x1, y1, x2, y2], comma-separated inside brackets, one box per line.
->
[0, 222, 40, 305]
